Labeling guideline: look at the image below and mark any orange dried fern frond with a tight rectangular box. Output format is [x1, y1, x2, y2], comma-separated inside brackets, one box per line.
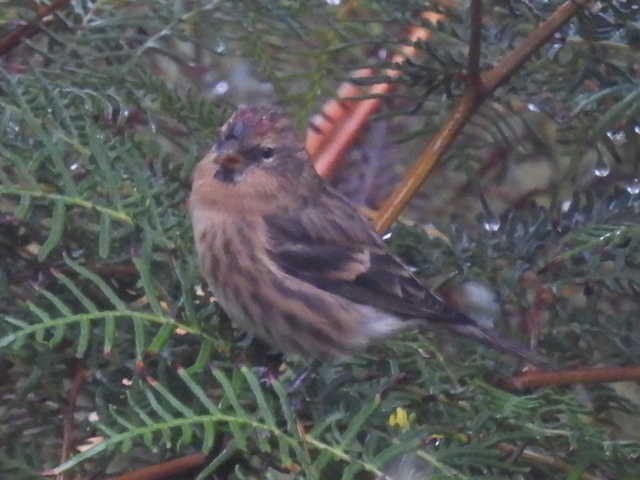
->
[306, 11, 447, 179]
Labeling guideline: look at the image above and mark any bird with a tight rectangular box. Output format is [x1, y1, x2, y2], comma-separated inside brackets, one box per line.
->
[189, 105, 544, 365]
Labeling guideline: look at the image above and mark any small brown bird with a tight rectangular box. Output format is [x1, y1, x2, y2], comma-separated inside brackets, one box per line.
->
[189, 106, 543, 364]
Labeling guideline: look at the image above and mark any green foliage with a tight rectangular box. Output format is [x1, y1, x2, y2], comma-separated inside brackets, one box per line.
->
[1, 1, 640, 479]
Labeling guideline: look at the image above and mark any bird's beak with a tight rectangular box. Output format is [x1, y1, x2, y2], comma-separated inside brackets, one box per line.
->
[213, 137, 241, 160]
[210, 137, 244, 174]
[207, 137, 244, 183]
[208, 119, 246, 182]
[212, 117, 245, 162]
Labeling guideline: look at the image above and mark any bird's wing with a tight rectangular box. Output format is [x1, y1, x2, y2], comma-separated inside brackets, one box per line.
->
[264, 189, 462, 324]
[268, 240, 461, 322]
[264, 188, 547, 366]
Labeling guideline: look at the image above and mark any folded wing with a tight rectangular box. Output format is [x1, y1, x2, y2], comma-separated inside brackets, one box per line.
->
[264, 187, 547, 366]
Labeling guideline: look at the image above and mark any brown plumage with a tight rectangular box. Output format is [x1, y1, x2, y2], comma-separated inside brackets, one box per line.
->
[189, 105, 544, 364]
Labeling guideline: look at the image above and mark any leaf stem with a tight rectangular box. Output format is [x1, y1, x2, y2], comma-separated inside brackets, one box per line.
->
[0, 186, 134, 225]
[0, 310, 216, 347]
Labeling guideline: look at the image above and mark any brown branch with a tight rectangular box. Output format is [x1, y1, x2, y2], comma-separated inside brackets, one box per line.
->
[497, 443, 608, 480]
[0, 0, 71, 56]
[57, 361, 86, 480]
[373, 0, 593, 233]
[373, 88, 480, 231]
[479, 0, 591, 95]
[108, 452, 208, 480]
[502, 366, 640, 391]
[83, 262, 138, 278]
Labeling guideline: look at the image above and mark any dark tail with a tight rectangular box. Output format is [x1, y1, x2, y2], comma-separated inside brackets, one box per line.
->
[443, 311, 548, 367]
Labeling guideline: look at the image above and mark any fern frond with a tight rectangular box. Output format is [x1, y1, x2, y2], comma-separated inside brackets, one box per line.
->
[0, 257, 216, 358]
[50, 367, 394, 479]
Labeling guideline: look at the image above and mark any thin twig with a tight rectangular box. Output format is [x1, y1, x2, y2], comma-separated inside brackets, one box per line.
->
[0, 0, 71, 56]
[57, 361, 86, 480]
[497, 443, 608, 480]
[502, 366, 640, 391]
[108, 452, 208, 480]
[467, 0, 483, 87]
[373, 0, 593, 232]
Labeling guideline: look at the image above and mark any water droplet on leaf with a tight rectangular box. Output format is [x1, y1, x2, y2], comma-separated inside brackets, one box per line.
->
[214, 40, 226, 54]
[593, 159, 610, 177]
[482, 215, 501, 232]
[626, 178, 640, 195]
[606, 130, 626, 145]
[213, 80, 229, 95]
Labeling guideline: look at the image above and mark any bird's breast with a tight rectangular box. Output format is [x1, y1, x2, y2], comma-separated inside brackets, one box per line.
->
[192, 213, 406, 359]
[194, 215, 276, 339]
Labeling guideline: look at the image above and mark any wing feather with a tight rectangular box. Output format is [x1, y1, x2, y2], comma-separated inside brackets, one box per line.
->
[264, 190, 547, 366]
[265, 189, 461, 324]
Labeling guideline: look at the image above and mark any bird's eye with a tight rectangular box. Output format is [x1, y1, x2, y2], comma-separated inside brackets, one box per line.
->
[261, 147, 274, 160]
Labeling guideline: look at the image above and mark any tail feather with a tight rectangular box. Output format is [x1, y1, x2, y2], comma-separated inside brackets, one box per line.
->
[443, 312, 548, 367]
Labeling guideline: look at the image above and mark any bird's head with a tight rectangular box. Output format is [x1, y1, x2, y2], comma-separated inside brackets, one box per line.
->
[190, 105, 318, 214]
